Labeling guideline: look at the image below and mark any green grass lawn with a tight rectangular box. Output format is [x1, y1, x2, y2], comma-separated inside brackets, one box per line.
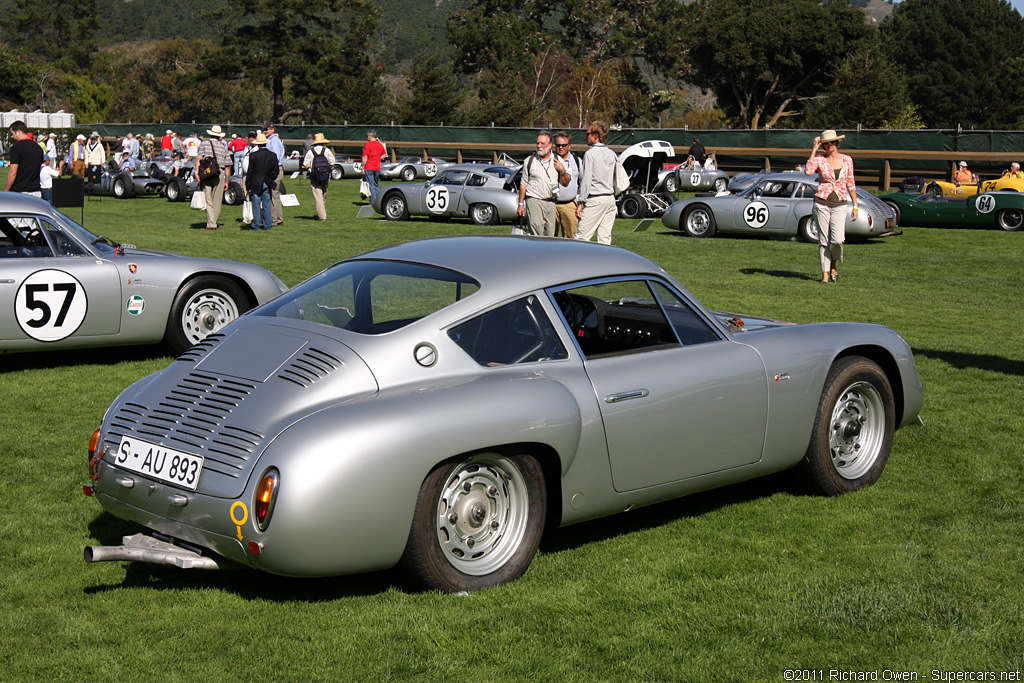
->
[1, 174, 1022, 681]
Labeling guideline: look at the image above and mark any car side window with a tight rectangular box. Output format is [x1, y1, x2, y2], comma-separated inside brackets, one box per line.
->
[552, 280, 680, 359]
[438, 170, 469, 186]
[449, 295, 567, 366]
[648, 281, 721, 346]
[0, 217, 56, 257]
[466, 174, 487, 187]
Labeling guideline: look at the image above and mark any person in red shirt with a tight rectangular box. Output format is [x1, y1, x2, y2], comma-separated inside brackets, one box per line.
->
[361, 129, 386, 202]
[228, 134, 248, 176]
[161, 130, 174, 157]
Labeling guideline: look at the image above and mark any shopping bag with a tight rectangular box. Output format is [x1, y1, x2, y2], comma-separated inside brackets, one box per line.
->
[190, 191, 206, 210]
[359, 179, 370, 199]
[241, 198, 253, 223]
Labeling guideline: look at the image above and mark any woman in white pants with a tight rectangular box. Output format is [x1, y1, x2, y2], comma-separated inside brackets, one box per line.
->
[804, 130, 858, 283]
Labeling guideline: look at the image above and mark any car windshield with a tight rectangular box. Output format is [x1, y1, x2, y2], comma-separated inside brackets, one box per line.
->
[50, 209, 115, 255]
[252, 258, 480, 335]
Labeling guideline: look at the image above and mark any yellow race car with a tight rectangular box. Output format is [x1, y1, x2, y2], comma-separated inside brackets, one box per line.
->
[925, 175, 1024, 198]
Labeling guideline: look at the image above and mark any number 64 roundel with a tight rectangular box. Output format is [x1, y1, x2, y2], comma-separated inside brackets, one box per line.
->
[15, 269, 88, 342]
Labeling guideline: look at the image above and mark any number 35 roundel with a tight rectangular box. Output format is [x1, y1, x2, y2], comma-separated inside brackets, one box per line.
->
[15, 269, 88, 342]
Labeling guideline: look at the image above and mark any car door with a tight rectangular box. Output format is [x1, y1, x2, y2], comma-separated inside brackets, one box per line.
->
[0, 216, 121, 345]
[551, 278, 768, 492]
[422, 169, 469, 216]
[734, 180, 797, 232]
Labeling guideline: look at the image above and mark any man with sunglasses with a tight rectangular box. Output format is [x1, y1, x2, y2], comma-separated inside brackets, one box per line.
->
[552, 132, 581, 238]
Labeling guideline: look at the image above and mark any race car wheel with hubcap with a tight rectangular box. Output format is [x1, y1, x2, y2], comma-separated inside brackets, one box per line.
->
[399, 451, 546, 592]
[113, 173, 135, 199]
[997, 208, 1024, 231]
[224, 180, 244, 206]
[682, 205, 717, 237]
[401, 166, 416, 182]
[713, 177, 728, 194]
[927, 183, 943, 197]
[164, 276, 249, 356]
[800, 356, 895, 496]
[618, 193, 648, 219]
[663, 175, 679, 193]
[383, 192, 409, 221]
[331, 166, 343, 181]
[798, 216, 819, 243]
[166, 177, 186, 202]
[469, 203, 499, 226]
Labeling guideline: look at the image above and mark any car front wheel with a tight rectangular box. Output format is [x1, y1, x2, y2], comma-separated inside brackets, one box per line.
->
[469, 203, 498, 226]
[800, 356, 895, 496]
[331, 166, 343, 180]
[383, 192, 409, 220]
[997, 208, 1024, 231]
[401, 166, 416, 182]
[224, 180, 244, 206]
[113, 173, 135, 199]
[163, 276, 249, 356]
[166, 177, 185, 202]
[663, 175, 678, 193]
[399, 451, 546, 592]
[618, 193, 648, 219]
[713, 177, 728, 193]
[682, 205, 716, 237]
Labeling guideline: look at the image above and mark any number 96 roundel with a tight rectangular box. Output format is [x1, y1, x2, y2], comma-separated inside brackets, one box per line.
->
[16, 269, 87, 342]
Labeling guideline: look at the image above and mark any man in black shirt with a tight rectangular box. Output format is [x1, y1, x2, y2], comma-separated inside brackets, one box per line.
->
[5, 121, 44, 196]
[687, 137, 706, 167]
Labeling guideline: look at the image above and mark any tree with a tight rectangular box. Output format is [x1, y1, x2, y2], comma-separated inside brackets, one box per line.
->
[204, 0, 385, 123]
[0, 0, 99, 73]
[0, 49, 39, 110]
[687, 0, 872, 129]
[880, 0, 1024, 129]
[399, 54, 464, 126]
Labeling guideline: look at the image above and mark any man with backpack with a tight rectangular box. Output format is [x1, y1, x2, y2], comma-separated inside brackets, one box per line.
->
[302, 132, 335, 221]
[196, 125, 232, 230]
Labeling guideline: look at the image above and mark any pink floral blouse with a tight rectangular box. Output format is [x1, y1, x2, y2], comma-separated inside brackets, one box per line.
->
[805, 154, 856, 201]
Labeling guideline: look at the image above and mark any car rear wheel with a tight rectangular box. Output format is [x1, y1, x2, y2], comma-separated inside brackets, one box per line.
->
[927, 183, 943, 197]
[224, 180, 244, 206]
[401, 166, 416, 182]
[331, 166, 343, 181]
[618, 193, 648, 219]
[800, 356, 895, 496]
[383, 192, 409, 220]
[798, 216, 819, 243]
[682, 204, 716, 237]
[113, 173, 135, 199]
[996, 208, 1024, 231]
[163, 276, 249, 356]
[166, 177, 186, 202]
[882, 200, 901, 227]
[399, 451, 546, 592]
[469, 203, 498, 226]
[713, 177, 728, 194]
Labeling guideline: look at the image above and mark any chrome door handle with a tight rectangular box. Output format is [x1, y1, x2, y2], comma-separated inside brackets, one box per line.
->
[604, 389, 649, 403]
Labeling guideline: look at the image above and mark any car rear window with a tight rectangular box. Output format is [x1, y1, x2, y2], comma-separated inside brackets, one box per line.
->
[253, 259, 479, 335]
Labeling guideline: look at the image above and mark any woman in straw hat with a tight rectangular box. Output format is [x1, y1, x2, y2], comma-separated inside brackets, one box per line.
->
[302, 132, 336, 221]
[805, 129, 858, 283]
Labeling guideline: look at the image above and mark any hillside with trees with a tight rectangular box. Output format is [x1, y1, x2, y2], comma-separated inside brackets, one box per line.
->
[1, 0, 1022, 130]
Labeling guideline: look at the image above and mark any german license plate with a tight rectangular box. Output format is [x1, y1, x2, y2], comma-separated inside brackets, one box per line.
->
[115, 436, 204, 491]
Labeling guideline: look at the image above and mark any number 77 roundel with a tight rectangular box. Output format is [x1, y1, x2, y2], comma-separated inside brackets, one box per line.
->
[15, 269, 87, 342]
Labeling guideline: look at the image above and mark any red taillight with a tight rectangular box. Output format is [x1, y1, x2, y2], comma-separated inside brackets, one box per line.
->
[88, 429, 103, 480]
[254, 469, 279, 531]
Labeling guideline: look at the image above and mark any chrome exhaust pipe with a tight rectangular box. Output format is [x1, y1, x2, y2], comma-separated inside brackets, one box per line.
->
[84, 533, 232, 570]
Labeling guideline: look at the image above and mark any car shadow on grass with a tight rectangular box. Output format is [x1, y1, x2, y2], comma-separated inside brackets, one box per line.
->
[912, 346, 1024, 377]
[0, 344, 172, 373]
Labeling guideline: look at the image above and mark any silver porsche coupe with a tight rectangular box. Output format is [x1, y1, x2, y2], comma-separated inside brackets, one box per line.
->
[1, 192, 287, 355]
[84, 236, 923, 592]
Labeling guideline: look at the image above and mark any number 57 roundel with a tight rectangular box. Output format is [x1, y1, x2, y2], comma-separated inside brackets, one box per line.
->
[15, 269, 87, 342]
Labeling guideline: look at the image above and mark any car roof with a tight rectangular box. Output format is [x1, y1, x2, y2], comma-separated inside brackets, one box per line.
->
[0, 191, 58, 214]
[353, 235, 666, 303]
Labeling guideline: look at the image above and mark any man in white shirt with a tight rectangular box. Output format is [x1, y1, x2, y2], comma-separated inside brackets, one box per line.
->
[517, 130, 567, 237]
[575, 120, 618, 245]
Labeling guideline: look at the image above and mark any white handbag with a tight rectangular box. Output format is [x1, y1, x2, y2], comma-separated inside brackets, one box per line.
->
[359, 179, 370, 199]
[190, 191, 206, 210]
[241, 198, 253, 223]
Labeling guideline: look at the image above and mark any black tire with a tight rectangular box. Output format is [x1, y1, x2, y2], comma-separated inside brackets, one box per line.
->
[331, 165, 343, 181]
[927, 183, 943, 197]
[398, 451, 546, 592]
[618, 193, 648, 219]
[113, 173, 135, 199]
[713, 177, 728, 194]
[166, 177, 186, 202]
[682, 204, 717, 237]
[163, 276, 250, 356]
[800, 356, 895, 496]
[663, 175, 679, 193]
[224, 180, 244, 206]
[401, 166, 416, 182]
[383, 191, 409, 221]
[798, 216, 819, 243]
[996, 208, 1024, 231]
[149, 164, 160, 176]
[882, 200, 901, 227]
[469, 203, 499, 226]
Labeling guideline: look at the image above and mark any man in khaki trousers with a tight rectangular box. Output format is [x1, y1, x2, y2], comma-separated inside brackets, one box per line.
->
[302, 132, 335, 221]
